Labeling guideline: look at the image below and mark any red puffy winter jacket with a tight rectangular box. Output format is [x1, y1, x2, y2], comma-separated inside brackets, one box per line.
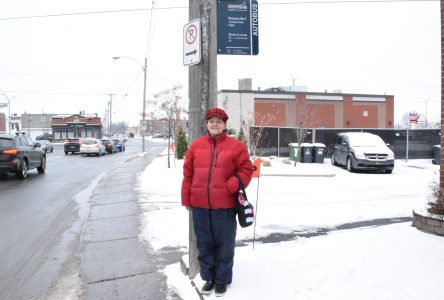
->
[181, 132, 253, 209]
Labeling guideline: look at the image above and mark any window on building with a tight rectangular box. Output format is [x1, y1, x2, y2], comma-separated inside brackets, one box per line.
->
[55, 130, 62, 140]
[363, 111, 368, 117]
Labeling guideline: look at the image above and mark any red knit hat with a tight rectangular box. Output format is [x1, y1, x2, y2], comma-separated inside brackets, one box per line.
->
[204, 108, 228, 122]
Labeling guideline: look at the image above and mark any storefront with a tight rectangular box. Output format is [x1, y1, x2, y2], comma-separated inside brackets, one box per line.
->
[51, 114, 102, 141]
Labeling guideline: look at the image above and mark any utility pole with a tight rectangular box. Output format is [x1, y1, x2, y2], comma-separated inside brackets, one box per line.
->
[187, 0, 218, 279]
[109, 94, 114, 136]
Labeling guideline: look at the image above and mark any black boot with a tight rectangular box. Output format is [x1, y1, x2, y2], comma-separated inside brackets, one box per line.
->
[201, 281, 215, 295]
[215, 284, 227, 297]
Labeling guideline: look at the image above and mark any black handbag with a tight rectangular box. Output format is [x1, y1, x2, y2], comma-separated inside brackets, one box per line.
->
[234, 175, 255, 228]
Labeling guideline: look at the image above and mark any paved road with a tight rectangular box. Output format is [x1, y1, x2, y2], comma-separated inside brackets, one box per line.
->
[0, 138, 181, 299]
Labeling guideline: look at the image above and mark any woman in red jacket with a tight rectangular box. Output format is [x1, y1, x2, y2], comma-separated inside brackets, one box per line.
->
[181, 108, 253, 297]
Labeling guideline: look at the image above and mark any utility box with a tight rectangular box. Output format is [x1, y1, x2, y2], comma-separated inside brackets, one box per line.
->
[312, 143, 326, 163]
[300, 143, 313, 163]
[432, 145, 441, 165]
[288, 143, 299, 161]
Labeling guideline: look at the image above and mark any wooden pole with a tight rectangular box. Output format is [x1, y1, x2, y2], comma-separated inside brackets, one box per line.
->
[187, 0, 217, 279]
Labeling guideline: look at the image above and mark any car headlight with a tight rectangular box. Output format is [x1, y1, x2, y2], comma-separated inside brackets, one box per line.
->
[354, 151, 366, 159]
[387, 152, 395, 160]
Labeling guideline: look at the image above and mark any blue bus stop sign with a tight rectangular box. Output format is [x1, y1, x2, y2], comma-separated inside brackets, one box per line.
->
[217, 0, 259, 55]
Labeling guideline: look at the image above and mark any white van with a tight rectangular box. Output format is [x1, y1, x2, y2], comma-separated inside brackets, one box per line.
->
[330, 132, 395, 173]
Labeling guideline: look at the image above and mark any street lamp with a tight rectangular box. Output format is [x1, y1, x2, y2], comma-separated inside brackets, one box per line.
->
[113, 56, 147, 152]
[1, 94, 11, 134]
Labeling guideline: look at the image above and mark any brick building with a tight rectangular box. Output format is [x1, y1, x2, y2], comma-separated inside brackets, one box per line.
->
[51, 114, 103, 141]
[218, 79, 394, 133]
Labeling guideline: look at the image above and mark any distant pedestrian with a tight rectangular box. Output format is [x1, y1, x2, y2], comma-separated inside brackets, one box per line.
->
[181, 108, 253, 297]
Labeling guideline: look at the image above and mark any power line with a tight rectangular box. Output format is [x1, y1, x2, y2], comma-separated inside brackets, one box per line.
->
[0, 6, 187, 22]
[260, 0, 437, 5]
[0, 90, 129, 97]
[0, 0, 437, 22]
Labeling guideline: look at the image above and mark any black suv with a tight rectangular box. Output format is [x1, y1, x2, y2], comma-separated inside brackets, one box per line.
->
[64, 138, 82, 154]
[0, 133, 46, 179]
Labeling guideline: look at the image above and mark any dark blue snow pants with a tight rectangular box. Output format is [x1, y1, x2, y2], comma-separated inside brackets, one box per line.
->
[191, 207, 237, 285]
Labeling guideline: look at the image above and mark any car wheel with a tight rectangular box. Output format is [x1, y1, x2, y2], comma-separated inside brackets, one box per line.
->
[37, 156, 46, 173]
[346, 157, 355, 172]
[385, 169, 393, 174]
[16, 160, 28, 179]
[51, 148, 53, 153]
[65, 151, 68, 155]
[331, 154, 338, 166]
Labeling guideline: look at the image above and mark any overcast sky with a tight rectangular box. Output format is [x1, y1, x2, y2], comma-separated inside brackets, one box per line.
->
[0, 0, 440, 127]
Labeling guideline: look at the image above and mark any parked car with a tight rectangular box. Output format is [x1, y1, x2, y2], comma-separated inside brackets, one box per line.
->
[0, 133, 46, 179]
[64, 138, 82, 154]
[80, 138, 106, 156]
[101, 138, 116, 153]
[330, 132, 395, 173]
[36, 139, 54, 153]
[112, 139, 126, 152]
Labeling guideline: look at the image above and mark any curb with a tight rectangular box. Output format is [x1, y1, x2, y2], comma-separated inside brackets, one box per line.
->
[262, 173, 336, 177]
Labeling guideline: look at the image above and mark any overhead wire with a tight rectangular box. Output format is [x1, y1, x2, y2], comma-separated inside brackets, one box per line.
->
[0, 0, 438, 97]
[0, 0, 437, 22]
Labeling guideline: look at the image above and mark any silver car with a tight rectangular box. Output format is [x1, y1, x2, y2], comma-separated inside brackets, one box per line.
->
[80, 138, 106, 156]
[36, 140, 53, 153]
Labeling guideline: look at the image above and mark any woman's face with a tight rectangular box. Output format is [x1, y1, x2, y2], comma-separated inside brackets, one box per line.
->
[206, 116, 226, 136]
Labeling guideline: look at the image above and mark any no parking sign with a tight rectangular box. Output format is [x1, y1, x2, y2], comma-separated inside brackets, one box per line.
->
[183, 19, 201, 66]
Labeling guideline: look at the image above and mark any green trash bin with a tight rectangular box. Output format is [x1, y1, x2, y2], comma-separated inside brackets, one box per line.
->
[312, 143, 326, 163]
[288, 143, 299, 161]
[300, 143, 313, 163]
[432, 145, 440, 165]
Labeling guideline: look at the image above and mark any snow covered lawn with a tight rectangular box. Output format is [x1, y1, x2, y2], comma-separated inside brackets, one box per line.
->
[137, 153, 444, 299]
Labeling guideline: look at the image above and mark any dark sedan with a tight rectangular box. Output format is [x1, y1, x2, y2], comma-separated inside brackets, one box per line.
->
[64, 138, 82, 154]
[101, 138, 116, 153]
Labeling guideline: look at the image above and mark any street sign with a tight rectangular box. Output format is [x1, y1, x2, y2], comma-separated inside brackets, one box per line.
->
[183, 19, 201, 66]
[217, 0, 259, 55]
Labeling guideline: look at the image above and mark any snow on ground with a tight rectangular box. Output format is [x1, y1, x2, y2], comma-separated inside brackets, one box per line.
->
[137, 150, 444, 299]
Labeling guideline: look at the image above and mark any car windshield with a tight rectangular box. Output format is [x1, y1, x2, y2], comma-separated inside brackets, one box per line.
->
[36, 140, 48, 144]
[0, 138, 13, 148]
[68, 139, 79, 142]
[102, 140, 111, 143]
[348, 134, 386, 147]
[83, 139, 97, 145]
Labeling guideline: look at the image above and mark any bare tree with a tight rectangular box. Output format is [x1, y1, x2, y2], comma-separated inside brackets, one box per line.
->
[250, 112, 275, 158]
[293, 99, 318, 166]
[153, 85, 185, 168]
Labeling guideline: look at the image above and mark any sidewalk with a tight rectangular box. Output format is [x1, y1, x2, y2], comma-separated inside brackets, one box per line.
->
[137, 152, 444, 299]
